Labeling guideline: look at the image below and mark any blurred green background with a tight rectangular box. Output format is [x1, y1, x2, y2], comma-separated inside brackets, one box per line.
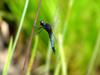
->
[0, 0, 100, 75]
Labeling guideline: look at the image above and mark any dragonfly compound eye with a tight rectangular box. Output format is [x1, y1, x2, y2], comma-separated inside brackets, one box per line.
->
[40, 20, 45, 25]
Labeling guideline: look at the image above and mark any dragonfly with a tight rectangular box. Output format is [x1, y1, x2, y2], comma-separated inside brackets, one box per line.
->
[21, 20, 55, 73]
[37, 20, 56, 53]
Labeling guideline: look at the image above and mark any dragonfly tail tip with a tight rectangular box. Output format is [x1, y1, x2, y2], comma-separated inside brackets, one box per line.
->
[52, 47, 55, 54]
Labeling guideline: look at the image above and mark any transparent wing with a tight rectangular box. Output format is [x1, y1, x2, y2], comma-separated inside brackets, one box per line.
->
[50, 24, 57, 44]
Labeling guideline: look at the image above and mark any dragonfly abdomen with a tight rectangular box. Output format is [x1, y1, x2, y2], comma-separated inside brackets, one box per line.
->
[49, 33, 55, 53]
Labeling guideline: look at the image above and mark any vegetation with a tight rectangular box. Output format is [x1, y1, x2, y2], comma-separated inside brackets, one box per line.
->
[0, 0, 100, 75]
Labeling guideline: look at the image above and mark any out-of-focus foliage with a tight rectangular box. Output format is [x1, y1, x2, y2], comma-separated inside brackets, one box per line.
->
[0, 0, 100, 75]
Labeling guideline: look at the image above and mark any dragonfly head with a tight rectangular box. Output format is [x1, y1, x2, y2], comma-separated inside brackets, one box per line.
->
[40, 20, 45, 26]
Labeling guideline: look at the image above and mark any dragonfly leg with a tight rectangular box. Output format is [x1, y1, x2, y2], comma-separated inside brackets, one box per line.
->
[36, 27, 43, 34]
[33, 25, 41, 28]
[33, 25, 43, 34]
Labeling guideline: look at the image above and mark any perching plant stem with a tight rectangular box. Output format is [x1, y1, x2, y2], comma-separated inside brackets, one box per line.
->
[22, 0, 42, 74]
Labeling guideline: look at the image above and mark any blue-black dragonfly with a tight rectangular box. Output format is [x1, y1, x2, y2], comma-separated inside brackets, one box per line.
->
[38, 20, 56, 53]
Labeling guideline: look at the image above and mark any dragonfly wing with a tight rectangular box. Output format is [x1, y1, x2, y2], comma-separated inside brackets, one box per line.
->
[51, 24, 57, 43]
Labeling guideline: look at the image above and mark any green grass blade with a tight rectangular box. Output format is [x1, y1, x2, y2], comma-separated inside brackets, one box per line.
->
[54, 62, 61, 75]
[86, 31, 100, 75]
[26, 35, 39, 75]
[2, 37, 13, 75]
[11, 0, 29, 59]
[2, 0, 29, 75]
[58, 34, 67, 75]
[45, 45, 52, 75]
